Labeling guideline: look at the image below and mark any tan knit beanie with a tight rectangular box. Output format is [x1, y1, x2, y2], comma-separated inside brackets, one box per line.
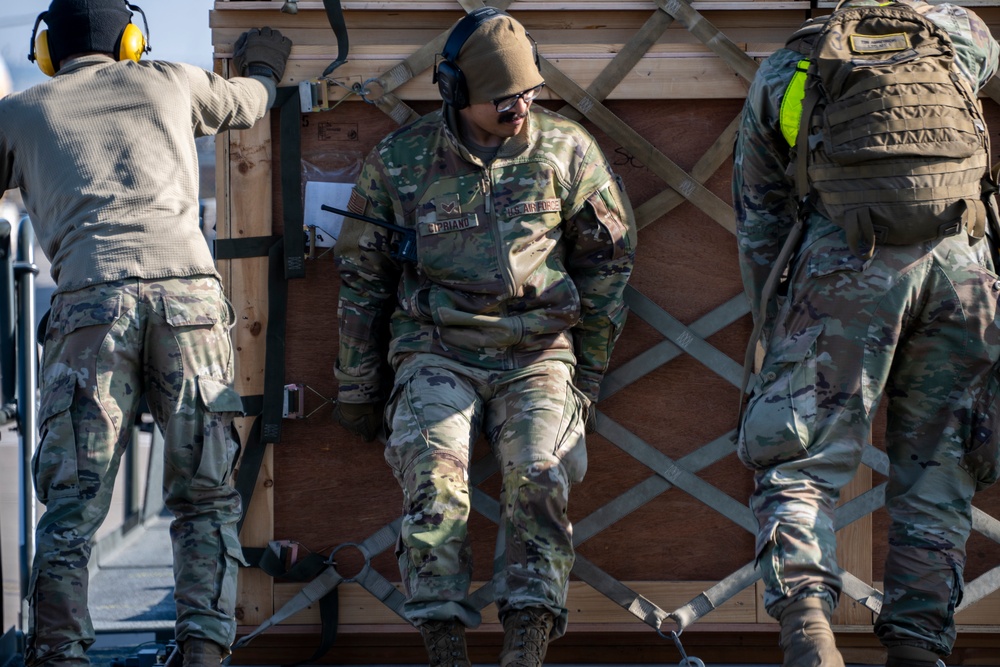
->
[454, 15, 544, 105]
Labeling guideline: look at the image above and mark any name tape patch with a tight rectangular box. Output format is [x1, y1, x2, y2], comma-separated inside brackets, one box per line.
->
[505, 199, 562, 218]
[419, 215, 479, 236]
[850, 32, 909, 53]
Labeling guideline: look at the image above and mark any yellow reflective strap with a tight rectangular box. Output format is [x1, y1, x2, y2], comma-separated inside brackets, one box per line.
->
[779, 59, 811, 146]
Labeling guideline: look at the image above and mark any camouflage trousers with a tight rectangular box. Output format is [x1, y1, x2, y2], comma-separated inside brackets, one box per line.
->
[738, 223, 1000, 656]
[384, 353, 589, 637]
[27, 277, 246, 667]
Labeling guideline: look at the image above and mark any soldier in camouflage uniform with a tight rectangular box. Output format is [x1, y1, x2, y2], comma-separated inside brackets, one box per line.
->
[733, 1, 1000, 666]
[333, 8, 636, 666]
[0, 2, 292, 665]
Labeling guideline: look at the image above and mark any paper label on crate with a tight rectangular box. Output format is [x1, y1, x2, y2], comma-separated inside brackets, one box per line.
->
[304, 181, 354, 247]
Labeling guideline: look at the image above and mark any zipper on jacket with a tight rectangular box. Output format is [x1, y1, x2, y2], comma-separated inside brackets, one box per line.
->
[484, 168, 515, 299]
[483, 166, 519, 369]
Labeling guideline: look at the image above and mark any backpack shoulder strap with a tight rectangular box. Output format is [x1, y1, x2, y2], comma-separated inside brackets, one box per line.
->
[785, 16, 827, 55]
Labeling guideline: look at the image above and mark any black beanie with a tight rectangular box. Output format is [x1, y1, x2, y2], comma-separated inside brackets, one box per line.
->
[45, 0, 132, 71]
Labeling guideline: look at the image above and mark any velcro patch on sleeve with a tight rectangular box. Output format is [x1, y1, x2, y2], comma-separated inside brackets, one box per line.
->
[505, 199, 562, 218]
[348, 189, 369, 216]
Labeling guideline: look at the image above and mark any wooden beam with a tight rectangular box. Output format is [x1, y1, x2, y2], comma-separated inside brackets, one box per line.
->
[268, 580, 758, 626]
[225, 115, 276, 628]
[216, 1, 817, 11]
[833, 466, 874, 626]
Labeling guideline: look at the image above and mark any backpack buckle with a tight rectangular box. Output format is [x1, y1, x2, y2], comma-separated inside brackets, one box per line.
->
[938, 220, 963, 238]
[872, 225, 889, 244]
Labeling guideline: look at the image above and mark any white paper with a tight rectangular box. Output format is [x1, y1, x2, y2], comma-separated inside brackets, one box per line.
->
[304, 181, 354, 247]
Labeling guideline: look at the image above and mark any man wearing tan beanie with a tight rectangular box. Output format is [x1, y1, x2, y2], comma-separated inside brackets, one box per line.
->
[333, 7, 637, 667]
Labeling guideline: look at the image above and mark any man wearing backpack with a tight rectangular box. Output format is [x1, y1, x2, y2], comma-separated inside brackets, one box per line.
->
[733, 1, 1000, 665]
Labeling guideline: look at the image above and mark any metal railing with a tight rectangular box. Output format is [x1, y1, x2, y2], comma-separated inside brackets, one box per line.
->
[1, 216, 39, 636]
[1, 215, 168, 646]
[1, 216, 38, 660]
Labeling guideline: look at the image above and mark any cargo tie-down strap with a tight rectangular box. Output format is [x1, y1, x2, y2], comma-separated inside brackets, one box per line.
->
[234, 520, 403, 666]
[214, 86, 308, 535]
[214, 234, 287, 536]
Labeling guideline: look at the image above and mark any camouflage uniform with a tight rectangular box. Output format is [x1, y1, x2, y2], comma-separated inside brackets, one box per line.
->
[733, 0, 1000, 656]
[335, 103, 636, 634]
[28, 277, 246, 665]
[0, 45, 273, 665]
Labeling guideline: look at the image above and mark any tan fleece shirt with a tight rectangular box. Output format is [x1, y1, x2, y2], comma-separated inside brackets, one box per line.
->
[0, 55, 272, 294]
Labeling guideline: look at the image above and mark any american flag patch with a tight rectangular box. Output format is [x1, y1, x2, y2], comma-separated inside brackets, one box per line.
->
[347, 189, 368, 216]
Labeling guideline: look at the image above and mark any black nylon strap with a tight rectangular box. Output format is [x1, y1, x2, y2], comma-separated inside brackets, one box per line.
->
[304, 591, 340, 665]
[241, 394, 264, 418]
[235, 415, 265, 536]
[234, 238, 288, 537]
[214, 235, 279, 260]
[263, 238, 288, 442]
[275, 87, 306, 280]
[321, 0, 350, 77]
[238, 545, 340, 666]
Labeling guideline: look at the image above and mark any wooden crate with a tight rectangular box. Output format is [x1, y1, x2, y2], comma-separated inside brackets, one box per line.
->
[211, 1, 1000, 663]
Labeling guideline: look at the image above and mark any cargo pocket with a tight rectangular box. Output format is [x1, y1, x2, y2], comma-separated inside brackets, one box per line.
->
[52, 293, 123, 336]
[33, 373, 81, 503]
[163, 294, 220, 327]
[217, 529, 250, 614]
[587, 184, 635, 259]
[383, 362, 436, 480]
[337, 301, 379, 375]
[738, 324, 824, 470]
[193, 375, 244, 489]
[963, 361, 1000, 491]
[555, 382, 589, 484]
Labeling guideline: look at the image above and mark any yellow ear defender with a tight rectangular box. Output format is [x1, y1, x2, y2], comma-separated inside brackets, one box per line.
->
[117, 22, 147, 63]
[29, 2, 150, 77]
[32, 27, 56, 77]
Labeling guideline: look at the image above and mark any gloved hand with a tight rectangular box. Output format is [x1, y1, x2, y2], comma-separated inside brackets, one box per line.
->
[333, 400, 384, 443]
[233, 27, 293, 83]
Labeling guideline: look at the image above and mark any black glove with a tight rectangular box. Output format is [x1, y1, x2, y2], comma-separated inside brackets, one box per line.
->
[233, 27, 292, 82]
[333, 401, 384, 443]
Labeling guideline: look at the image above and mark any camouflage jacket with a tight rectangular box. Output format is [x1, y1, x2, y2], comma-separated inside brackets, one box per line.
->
[334, 104, 637, 405]
[732, 0, 999, 319]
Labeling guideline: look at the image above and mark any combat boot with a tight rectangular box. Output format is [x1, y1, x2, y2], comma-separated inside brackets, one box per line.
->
[180, 639, 224, 667]
[885, 645, 945, 667]
[778, 597, 845, 667]
[500, 607, 555, 667]
[418, 620, 471, 667]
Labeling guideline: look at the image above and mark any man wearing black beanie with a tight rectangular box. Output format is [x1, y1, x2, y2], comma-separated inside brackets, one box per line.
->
[0, 1, 293, 666]
[42, 0, 134, 72]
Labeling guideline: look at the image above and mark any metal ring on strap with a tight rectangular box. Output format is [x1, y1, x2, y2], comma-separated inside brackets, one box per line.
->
[326, 541, 370, 583]
[354, 77, 385, 105]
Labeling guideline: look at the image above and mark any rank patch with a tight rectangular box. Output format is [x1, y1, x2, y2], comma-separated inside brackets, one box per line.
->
[436, 195, 463, 219]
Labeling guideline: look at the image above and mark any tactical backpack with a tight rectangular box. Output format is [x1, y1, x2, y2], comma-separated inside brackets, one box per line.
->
[782, 0, 993, 258]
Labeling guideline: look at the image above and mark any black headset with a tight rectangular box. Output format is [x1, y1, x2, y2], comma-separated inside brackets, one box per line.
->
[433, 6, 538, 109]
[29, 1, 151, 77]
